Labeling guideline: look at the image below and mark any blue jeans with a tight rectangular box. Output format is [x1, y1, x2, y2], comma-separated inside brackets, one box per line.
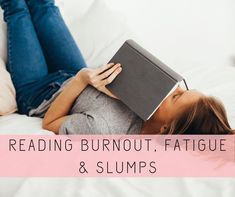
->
[1, 0, 87, 115]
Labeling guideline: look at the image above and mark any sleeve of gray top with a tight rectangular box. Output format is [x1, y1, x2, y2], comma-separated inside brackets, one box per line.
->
[59, 111, 110, 135]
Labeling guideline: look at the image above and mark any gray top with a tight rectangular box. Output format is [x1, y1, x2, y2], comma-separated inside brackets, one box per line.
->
[29, 77, 144, 135]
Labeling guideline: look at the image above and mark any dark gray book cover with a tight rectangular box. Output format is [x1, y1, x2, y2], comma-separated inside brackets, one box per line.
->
[106, 39, 186, 121]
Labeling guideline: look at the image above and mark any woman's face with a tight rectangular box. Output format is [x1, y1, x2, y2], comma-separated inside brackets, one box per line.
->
[154, 86, 204, 124]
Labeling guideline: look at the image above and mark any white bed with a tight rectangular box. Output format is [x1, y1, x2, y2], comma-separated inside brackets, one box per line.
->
[0, 0, 234, 196]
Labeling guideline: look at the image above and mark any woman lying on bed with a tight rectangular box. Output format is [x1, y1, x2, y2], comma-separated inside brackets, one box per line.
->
[1, 0, 234, 135]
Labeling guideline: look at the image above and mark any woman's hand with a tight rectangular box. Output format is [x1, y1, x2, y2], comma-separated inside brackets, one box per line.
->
[77, 63, 122, 99]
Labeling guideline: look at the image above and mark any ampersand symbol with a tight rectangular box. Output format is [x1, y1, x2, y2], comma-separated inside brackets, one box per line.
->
[79, 161, 88, 174]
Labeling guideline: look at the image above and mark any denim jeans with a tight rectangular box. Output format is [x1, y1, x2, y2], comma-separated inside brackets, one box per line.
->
[1, 0, 87, 115]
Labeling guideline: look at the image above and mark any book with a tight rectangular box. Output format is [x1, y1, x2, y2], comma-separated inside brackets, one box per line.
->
[106, 39, 188, 121]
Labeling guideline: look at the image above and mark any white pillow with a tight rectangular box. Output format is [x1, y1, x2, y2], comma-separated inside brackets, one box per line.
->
[0, 59, 17, 115]
[0, 9, 7, 63]
[185, 65, 235, 128]
[56, 0, 95, 26]
[67, 0, 133, 68]
[0, 9, 17, 115]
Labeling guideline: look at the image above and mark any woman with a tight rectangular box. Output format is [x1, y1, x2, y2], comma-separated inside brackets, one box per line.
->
[1, 0, 234, 135]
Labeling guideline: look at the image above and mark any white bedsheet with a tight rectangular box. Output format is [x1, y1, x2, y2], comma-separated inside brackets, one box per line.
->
[0, 114, 50, 135]
[0, 177, 234, 197]
[0, 0, 234, 196]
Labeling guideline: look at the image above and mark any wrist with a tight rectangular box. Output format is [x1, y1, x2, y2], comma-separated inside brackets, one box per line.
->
[74, 69, 89, 86]
[67, 77, 88, 98]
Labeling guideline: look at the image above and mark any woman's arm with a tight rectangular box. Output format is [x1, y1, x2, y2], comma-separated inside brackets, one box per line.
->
[42, 63, 122, 134]
[42, 71, 88, 134]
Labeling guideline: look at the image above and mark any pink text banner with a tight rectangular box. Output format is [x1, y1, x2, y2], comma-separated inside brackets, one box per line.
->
[0, 135, 234, 177]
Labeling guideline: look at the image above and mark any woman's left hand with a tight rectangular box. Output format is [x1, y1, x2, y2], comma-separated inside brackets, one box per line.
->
[77, 63, 122, 100]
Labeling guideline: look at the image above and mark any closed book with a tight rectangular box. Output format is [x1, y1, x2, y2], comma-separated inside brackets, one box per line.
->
[106, 40, 188, 121]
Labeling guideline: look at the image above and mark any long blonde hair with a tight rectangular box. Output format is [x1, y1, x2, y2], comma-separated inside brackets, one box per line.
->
[162, 96, 234, 135]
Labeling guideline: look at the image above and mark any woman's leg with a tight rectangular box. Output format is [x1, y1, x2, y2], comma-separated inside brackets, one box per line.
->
[0, 0, 48, 90]
[0, 0, 54, 115]
[26, 0, 87, 73]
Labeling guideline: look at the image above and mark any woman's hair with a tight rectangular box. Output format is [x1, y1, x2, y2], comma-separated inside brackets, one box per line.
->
[162, 96, 235, 135]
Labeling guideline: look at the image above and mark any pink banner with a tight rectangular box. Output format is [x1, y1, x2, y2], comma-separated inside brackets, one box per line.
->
[0, 135, 234, 177]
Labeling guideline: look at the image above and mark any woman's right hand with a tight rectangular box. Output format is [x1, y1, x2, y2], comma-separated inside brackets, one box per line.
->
[76, 63, 122, 99]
